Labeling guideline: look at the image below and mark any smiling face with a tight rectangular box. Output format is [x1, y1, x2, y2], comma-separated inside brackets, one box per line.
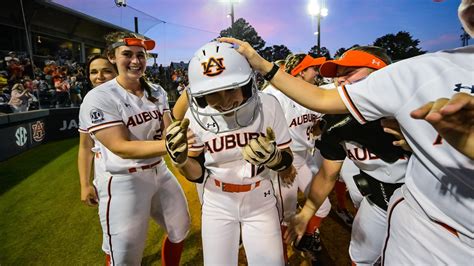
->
[109, 45, 147, 82]
[204, 88, 245, 116]
[89, 58, 117, 87]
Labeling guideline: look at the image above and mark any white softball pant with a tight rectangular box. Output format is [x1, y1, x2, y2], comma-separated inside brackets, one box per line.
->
[382, 185, 473, 265]
[349, 197, 387, 265]
[201, 178, 284, 265]
[96, 161, 190, 265]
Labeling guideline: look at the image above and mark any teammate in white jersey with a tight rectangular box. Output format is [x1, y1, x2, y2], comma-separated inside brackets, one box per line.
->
[78, 54, 117, 208]
[165, 41, 293, 265]
[264, 53, 331, 264]
[78, 32, 190, 266]
[219, 2, 474, 262]
[286, 47, 411, 265]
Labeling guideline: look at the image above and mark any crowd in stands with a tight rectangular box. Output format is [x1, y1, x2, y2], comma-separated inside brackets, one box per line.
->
[0, 49, 195, 115]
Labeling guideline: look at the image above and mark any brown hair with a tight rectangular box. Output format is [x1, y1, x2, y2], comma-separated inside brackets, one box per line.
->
[284, 54, 306, 75]
[103, 31, 156, 102]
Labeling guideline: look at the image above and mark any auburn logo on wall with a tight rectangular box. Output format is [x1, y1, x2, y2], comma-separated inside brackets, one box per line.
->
[201, 57, 225, 76]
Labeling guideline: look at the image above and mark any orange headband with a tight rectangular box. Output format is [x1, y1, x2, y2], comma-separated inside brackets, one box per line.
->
[109, 37, 155, 51]
[319, 50, 387, 78]
[290, 55, 326, 76]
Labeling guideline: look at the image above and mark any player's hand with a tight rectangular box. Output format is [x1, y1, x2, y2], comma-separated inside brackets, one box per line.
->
[381, 118, 412, 152]
[242, 127, 283, 169]
[279, 164, 297, 187]
[284, 207, 314, 245]
[218, 37, 273, 75]
[410, 92, 474, 160]
[165, 118, 190, 166]
[81, 185, 98, 207]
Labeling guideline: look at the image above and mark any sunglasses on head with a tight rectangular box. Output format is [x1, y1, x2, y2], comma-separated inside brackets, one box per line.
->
[110, 38, 155, 51]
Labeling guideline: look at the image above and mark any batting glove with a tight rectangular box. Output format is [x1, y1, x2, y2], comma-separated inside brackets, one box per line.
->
[242, 127, 286, 171]
[165, 118, 190, 167]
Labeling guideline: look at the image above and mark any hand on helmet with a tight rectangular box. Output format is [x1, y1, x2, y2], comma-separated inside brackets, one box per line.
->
[165, 118, 190, 167]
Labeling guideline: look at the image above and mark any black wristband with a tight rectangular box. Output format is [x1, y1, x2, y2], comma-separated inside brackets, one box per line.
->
[263, 63, 279, 81]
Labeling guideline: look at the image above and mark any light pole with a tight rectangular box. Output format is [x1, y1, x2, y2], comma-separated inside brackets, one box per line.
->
[221, 0, 240, 35]
[308, 0, 328, 54]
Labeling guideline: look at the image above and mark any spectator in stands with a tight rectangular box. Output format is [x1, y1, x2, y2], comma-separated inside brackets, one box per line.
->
[8, 83, 32, 112]
[54, 75, 70, 107]
[69, 76, 82, 107]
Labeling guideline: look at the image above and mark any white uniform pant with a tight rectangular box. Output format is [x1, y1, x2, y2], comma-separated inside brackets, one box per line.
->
[340, 158, 364, 209]
[201, 178, 284, 265]
[274, 150, 331, 221]
[382, 185, 473, 265]
[96, 161, 190, 265]
[349, 197, 387, 265]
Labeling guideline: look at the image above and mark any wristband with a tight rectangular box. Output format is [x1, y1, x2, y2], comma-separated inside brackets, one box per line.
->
[263, 63, 280, 81]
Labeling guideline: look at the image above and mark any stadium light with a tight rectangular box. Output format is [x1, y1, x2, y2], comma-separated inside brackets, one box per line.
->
[308, 0, 328, 54]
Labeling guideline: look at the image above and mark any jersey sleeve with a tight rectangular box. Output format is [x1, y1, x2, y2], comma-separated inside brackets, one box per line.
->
[315, 133, 346, 161]
[184, 109, 205, 152]
[268, 95, 292, 149]
[79, 89, 123, 133]
[337, 59, 421, 124]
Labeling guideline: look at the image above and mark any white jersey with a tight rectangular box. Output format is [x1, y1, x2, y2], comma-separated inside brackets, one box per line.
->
[339, 46, 474, 237]
[264, 84, 321, 151]
[187, 92, 291, 184]
[79, 78, 169, 174]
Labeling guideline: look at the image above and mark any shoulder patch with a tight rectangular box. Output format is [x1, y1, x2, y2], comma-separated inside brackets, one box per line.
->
[90, 109, 105, 124]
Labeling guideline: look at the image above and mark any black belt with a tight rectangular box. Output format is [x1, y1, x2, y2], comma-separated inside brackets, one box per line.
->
[353, 170, 403, 211]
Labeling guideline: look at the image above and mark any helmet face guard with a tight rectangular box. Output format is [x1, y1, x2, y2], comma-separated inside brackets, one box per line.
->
[187, 77, 261, 134]
[187, 41, 261, 134]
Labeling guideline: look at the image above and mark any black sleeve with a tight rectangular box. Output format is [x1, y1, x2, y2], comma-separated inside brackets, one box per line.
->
[187, 152, 206, 184]
[315, 133, 346, 161]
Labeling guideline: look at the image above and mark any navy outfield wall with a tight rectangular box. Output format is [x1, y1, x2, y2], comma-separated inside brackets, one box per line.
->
[0, 108, 80, 161]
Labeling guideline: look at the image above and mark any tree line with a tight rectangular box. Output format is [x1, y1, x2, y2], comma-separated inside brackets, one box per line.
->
[219, 18, 427, 62]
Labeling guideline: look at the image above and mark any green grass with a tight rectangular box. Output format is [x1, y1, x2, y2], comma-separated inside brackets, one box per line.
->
[0, 138, 203, 265]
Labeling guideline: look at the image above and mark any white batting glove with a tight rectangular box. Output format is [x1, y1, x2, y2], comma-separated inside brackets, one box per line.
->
[165, 118, 190, 167]
[242, 127, 283, 170]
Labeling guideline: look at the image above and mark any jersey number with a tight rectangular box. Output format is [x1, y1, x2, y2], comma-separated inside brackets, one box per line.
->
[153, 129, 163, 140]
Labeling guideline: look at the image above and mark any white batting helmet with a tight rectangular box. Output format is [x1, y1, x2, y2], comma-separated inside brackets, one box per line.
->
[186, 41, 260, 134]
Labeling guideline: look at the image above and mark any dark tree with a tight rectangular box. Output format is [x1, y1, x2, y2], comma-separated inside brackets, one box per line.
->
[260, 45, 292, 62]
[219, 18, 266, 52]
[373, 31, 426, 61]
[308, 46, 331, 59]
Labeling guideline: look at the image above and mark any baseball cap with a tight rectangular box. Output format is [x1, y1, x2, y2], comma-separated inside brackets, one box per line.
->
[319, 50, 387, 78]
[290, 55, 326, 76]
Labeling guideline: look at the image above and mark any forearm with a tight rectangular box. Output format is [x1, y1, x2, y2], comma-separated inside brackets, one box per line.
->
[112, 140, 168, 159]
[176, 157, 204, 181]
[308, 172, 337, 212]
[78, 147, 94, 188]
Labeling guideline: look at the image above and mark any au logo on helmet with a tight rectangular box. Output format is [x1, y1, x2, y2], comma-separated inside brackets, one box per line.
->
[201, 57, 225, 76]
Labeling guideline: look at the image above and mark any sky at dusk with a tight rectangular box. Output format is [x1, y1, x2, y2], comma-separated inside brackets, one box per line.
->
[53, 0, 464, 65]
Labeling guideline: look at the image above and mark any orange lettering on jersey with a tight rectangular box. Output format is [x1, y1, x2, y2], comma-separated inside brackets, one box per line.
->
[433, 134, 443, 145]
[201, 57, 225, 76]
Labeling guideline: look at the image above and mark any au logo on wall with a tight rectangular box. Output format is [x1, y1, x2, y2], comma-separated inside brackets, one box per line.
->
[31, 120, 46, 142]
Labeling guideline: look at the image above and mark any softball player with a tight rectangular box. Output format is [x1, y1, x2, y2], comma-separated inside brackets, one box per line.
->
[263, 54, 331, 263]
[78, 54, 117, 208]
[219, 4, 474, 262]
[78, 32, 190, 265]
[286, 47, 411, 265]
[166, 41, 292, 265]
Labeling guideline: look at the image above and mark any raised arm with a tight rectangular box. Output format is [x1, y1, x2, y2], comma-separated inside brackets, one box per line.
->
[219, 37, 348, 114]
